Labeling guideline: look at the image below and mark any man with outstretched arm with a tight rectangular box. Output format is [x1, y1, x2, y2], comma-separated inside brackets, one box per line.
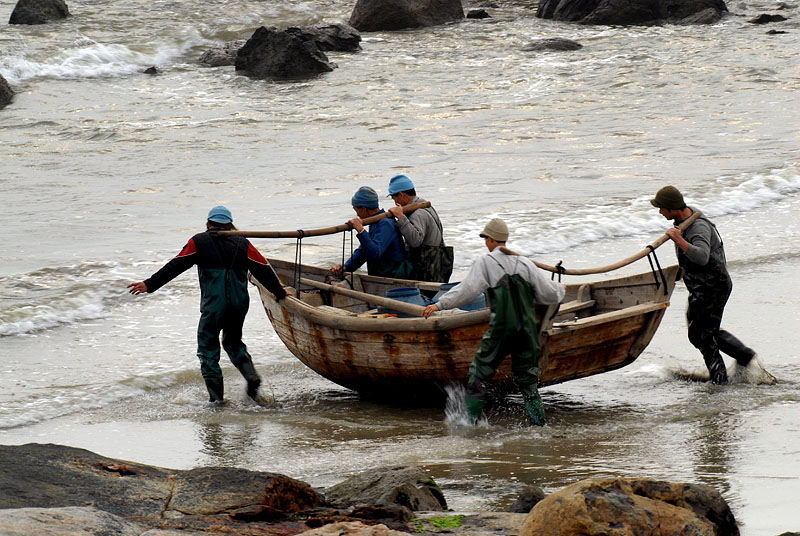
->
[422, 218, 565, 425]
[651, 185, 756, 385]
[128, 205, 287, 403]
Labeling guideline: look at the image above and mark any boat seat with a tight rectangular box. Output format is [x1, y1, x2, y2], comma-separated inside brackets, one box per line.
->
[556, 299, 596, 316]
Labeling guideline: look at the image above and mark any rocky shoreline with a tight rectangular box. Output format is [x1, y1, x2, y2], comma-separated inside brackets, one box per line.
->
[3, 443, 793, 535]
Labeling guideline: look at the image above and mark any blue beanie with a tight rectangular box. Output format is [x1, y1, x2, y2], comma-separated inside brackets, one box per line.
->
[387, 174, 415, 195]
[208, 205, 233, 224]
[351, 186, 379, 209]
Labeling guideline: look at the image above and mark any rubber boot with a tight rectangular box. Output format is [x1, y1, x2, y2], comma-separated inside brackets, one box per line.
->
[704, 350, 728, 385]
[235, 358, 262, 400]
[523, 394, 546, 426]
[204, 377, 225, 403]
[465, 379, 487, 425]
[718, 330, 756, 366]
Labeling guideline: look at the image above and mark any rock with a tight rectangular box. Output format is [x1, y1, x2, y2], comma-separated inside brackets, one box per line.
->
[324, 466, 447, 511]
[0, 443, 324, 529]
[143, 66, 159, 75]
[522, 37, 583, 51]
[520, 478, 739, 536]
[680, 7, 725, 23]
[0, 74, 13, 109]
[536, 0, 727, 25]
[347, 505, 413, 531]
[199, 40, 246, 67]
[766, 29, 788, 33]
[0, 506, 142, 536]
[748, 13, 788, 23]
[235, 26, 336, 80]
[297, 521, 411, 536]
[8, 0, 69, 24]
[507, 485, 546, 513]
[286, 22, 362, 52]
[466, 8, 491, 18]
[349, 0, 464, 31]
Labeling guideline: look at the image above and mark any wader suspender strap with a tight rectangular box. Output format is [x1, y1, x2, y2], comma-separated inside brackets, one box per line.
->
[293, 230, 304, 292]
[427, 206, 446, 248]
[645, 245, 668, 296]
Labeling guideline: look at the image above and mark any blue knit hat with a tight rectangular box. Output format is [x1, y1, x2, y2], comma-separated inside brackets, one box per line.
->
[351, 186, 379, 209]
[387, 174, 415, 196]
[208, 205, 233, 224]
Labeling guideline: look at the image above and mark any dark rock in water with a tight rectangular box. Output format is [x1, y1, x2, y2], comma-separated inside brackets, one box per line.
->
[9, 0, 69, 24]
[199, 40, 247, 67]
[520, 478, 739, 536]
[507, 485, 546, 513]
[679, 7, 725, 23]
[765, 28, 789, 33]
[143, 66, 159, 75]
[235, 26, 335, 80]
[537, 0, 727, 25]
[467, 8, 491, 18]
[349, 0, 464, 31]
[748, 13, 788, 23]
[286, 22, 362, 52]
[323, 466, 447, 511]
[0, 74, 13, 109]
[522, 37, 583, 51]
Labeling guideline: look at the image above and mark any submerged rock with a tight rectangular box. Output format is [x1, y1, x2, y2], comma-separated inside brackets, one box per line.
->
[507, 484, 546, 513]
[536, 0, 727, 25]
[0, 74, 13, 109]
[522, 37, 583, 51]
[467, 8, 491, 18]
[199, 40, 247, 67]
[323, 466, 447, 511]
[349, 0, 464, 31]
[235, 26, 336, 80]
[9, 0, 69, 24]
[748, 13, 788, 23]
[520, 477, 739, 536]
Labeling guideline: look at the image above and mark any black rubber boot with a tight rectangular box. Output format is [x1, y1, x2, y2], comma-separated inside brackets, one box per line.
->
[204, 377, 224, 403]
[235, 358, 262, 400]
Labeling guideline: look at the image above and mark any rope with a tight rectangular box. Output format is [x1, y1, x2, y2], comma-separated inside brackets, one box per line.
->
[551, 260, 565, 282]
[340, 223, 355, 289]
[645, 245, 669, 296]
[293, 230, 305, 291]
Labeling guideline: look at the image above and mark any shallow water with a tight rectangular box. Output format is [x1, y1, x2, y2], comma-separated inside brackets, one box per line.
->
[1, 0, 799, 533]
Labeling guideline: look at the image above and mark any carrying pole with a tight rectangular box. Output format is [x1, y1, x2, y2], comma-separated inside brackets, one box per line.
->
[298, 277, 426, 317]
[214, 202, 431, 239]
[503, 210, 703, 276]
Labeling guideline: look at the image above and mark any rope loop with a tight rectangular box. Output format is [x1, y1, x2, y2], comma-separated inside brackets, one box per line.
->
[645, 245, 669, 296]
[293, 230, 305, 291]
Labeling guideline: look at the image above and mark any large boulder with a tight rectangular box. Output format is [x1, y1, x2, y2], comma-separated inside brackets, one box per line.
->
[349, 0, 464, 31]
[324, 466, 447, 512]
[520, 478, 739, 536]
[287, 22, 362, 52]
[235, 26, 336, 80]
[9, 0, 69, 24]
[0, 74, 13, 109]
[536, 0, 727, 25]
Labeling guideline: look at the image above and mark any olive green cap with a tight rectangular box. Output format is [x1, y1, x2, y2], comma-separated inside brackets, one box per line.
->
[650, 185, 685, 210]
[480, 218, 509, 242]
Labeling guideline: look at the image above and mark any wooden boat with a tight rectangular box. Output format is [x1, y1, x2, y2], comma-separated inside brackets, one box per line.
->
[253, 258, 681, 398]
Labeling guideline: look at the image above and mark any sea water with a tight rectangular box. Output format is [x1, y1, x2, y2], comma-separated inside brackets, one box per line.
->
[1, 0, 799, 532]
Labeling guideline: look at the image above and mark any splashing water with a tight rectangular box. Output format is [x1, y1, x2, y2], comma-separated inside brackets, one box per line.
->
[444, 383, 487, 427]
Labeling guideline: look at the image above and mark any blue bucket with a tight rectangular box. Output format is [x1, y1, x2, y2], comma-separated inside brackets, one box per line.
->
[433, 282, 487, 311]
[378, 287, 430, 317]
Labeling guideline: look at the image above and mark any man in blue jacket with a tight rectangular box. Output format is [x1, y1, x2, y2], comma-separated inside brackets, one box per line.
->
[128, 206, 287, 403]
[331, 186, 411, 279]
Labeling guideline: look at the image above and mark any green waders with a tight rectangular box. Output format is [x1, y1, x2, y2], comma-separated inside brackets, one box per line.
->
[466, 273, 545, 426]
[197, 266, 261, 402]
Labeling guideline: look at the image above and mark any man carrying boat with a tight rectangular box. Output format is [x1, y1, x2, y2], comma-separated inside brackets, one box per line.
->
[331, 186, 412, 279]
[386, 174, 453, 282]
[652, 185, 756, 385]
[422, 218, 565, 425]
[127, 205, 287, 403]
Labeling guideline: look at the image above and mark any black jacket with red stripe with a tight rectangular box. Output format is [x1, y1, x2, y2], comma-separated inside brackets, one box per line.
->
[144, 232, 286, 306]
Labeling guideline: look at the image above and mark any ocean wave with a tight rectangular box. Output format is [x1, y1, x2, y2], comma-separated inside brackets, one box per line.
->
[0, 32, 205, 84]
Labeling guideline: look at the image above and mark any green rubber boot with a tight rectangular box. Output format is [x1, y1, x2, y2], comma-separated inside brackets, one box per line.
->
[523, 395, 545, 426]
[465, 395, 485, 425]
[204, 377, 224, 403]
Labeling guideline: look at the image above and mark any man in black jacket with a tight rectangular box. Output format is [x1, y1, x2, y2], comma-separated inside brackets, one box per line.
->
[128, 206, 287, 402]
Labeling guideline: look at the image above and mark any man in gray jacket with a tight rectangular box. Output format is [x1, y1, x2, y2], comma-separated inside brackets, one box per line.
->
[652, 185, 756, 385]
[386, 174, 452, 282]
[423, 218, 564, 425]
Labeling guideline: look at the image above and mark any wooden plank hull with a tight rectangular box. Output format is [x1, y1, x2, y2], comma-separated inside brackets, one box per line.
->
[257, 260, 680, 397]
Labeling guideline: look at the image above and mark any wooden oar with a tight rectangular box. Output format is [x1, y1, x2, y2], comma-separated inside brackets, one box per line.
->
[298, 277, 426, 318]
[215, 202, 431, 239]
[502, 210, 703, 276]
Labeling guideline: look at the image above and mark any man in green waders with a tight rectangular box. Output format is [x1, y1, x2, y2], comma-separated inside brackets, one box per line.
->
[128, 206, 288, 403]
[422, 218, 565, 425]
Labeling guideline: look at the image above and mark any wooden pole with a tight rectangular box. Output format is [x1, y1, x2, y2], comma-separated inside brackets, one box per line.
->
[214, 202, 431, 239]
[502, 210, 702, 276]
[298, 277, 426, 317]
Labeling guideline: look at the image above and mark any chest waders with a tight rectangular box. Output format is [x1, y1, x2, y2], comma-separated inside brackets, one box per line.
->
[465, 259, 545, 426]
[678, 217, 754, 385]
[196, 236, 261, 402]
